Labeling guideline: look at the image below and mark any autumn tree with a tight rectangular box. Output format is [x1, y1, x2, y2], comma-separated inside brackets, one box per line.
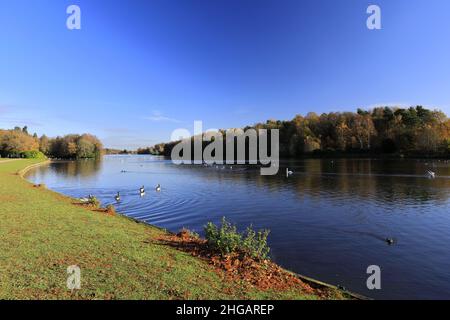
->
[0, 129, 39, 157]
[145, 106, 450, 158]
[39, 135, 50, 155]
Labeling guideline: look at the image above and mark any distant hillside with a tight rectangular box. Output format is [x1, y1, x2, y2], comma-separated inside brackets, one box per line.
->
[104, 148, 135, 155]
[141, 106, 450, 159]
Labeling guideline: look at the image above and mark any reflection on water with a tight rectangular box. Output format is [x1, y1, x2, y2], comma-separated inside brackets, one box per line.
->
[26, 155, 450, 299]
[49, 159, 103, 178]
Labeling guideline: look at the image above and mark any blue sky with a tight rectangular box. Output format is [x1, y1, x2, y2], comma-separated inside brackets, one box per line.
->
[1, 0, 450, 149]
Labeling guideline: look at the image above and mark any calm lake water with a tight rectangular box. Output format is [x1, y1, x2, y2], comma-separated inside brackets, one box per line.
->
[25, 155, 450, 299]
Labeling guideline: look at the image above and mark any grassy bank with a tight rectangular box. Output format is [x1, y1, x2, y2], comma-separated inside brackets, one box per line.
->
[0, 159, 346, 300]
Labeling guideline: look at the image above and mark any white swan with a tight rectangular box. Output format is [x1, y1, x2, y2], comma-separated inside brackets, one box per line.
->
[286, 168, 293, 177]
[426, 170, 436, 179]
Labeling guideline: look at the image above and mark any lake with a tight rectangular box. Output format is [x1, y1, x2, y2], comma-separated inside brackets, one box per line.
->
[25, 155, 450, 299]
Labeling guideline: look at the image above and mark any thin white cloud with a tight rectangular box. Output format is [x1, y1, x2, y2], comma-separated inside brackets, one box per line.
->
[143, 111, 181, 123]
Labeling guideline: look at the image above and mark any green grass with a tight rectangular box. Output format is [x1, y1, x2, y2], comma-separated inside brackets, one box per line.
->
[0, 159, 339, 300]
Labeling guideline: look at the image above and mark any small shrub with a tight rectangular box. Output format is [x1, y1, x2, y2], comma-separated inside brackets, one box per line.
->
[204, 217, 270, 260]
[177, 228, 200, 239]
[87, 196, 100, 208]
[242, 226, 271, 260]
[20, 150, 47, 159]
[105, 204, 116, 214]
[190, 231, 200, 239]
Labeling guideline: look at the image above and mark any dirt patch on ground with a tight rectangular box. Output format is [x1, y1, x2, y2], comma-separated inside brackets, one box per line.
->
[92, 207, 116, 216]
[155, 229, 343, 299]
[71, 202, 116, 216]
[0, 195, 18, 201]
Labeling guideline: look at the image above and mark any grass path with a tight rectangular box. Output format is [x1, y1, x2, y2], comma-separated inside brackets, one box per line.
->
[0, 158, 19, 163]
[0, 159, 341, 300]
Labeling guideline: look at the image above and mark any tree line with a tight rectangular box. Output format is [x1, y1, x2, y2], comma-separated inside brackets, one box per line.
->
[142, 106, 450, 158]
[0, 126, 103, 159]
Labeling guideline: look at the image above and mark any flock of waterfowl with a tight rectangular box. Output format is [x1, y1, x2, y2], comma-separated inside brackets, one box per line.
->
[202, 163, 233, 170]
[79, 160, 442, 249]
[80, 182, 161, 203]
[189, 161, 438, 180]
[114, 183, 161, 202]
[84, 162, 437, 206]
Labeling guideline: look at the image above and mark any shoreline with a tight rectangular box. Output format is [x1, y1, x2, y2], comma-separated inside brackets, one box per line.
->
[130, 153, 450, 162]
[2, 158, 363, 300]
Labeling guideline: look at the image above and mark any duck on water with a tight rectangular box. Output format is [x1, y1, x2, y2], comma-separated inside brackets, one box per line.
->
[426, 170, 436, 179]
